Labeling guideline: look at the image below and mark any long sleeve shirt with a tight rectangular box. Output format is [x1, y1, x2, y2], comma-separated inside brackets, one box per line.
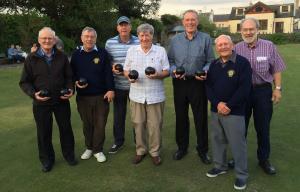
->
[168, 31, 215, 76]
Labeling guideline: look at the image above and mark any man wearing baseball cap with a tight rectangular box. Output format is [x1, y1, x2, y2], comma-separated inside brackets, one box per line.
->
[105, 16, 140, 154]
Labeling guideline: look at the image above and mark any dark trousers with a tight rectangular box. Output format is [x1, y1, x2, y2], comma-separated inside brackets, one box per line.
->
[245, 84, 273, 162]
[173, 78, 208, 154]
[33, 102, 75, 166]
[76, 95, 109, 153]
[113, 89, 129, 146]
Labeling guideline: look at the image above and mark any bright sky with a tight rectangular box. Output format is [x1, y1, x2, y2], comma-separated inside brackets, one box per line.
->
[158, 0, 295, 16]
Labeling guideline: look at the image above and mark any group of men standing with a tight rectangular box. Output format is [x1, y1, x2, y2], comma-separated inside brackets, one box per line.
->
[19, 9, 285, 191]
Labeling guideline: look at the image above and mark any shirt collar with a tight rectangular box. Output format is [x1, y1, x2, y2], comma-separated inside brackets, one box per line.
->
[184, 31, 198, 40]
[137, 44, 155, 54]
[244, 38, 261, 49]
[80, 45, 98, 52]
[37, 47, 55, 58]
[217, 51, 237, 65]
[118, 35, 134, 44]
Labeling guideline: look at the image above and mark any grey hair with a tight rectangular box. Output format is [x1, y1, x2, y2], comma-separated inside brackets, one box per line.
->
[182, 9, 199, 20]
[214, 34, 233, 44]
[81, 26, 97, 38]
[137, 23, 154, 35]
[38, 27, 55, 38]
[240, 17, 260, 29]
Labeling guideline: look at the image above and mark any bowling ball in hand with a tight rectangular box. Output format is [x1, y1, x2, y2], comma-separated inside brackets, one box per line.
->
[60, 88, 71, 96]
[78, 77, 87, 86]
[39, 89, 50, 97]
[145, 67, 156, 76]
[195, 70, 206, 77]
[175, 66, 185, 76]
[115, 64, 124, 72]
[128, 70, 139, 80]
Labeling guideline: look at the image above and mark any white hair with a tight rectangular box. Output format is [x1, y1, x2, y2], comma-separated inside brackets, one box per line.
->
[81, 26, 97, 38]
[38, 27, 55, 38]
[240, 17, 260, 29]
[214, 34, 233, 44]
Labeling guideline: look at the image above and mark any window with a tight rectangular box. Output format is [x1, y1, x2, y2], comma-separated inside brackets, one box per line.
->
[281, 5, 289, 13]
[236, 8, 244, 15]
[259, 20, 268, 30]
[237, 24, 241, 32]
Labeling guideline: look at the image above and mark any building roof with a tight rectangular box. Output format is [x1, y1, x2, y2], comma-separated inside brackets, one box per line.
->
[228, 1, 296, 20]
[213, 14, 230, 22]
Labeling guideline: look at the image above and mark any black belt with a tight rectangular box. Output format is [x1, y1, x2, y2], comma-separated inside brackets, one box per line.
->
[252, 82, 271, 88]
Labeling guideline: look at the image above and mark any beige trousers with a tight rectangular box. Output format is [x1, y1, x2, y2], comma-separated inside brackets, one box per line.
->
[130, 101, 165, 157]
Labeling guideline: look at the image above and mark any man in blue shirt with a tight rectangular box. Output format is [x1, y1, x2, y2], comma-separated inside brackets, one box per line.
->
[105, 16, 139, 154]
[168, 10, 215, 164]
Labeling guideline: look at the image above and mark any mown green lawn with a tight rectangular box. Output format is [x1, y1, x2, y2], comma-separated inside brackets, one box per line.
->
[0, 44, 299, 192]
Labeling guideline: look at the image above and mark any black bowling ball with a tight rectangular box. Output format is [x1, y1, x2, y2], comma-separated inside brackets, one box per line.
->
[115, 64, 124, 72]
[195, 70, 206, 77]
[128, 70, 139, 80]
[78, 77, 87, 86]
[39, 89, 50, 97]
[60, 88, 71, 96]
[145, 67, 156, 75]
[175, 66, 185, 76]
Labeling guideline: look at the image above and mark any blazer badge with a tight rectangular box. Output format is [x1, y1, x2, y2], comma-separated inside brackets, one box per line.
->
[227, 70, 235, 77]
[93, 57, 100, 64]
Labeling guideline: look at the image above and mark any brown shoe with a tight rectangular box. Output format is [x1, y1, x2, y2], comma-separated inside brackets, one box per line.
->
[151, 156, 162, 166]
[132, 154, 146, 164]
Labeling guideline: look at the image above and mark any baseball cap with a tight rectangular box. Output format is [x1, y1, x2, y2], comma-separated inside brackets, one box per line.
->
[117, 16, 131, 25]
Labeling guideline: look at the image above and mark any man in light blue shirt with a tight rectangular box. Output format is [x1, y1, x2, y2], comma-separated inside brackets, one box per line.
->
[168, 10, 215, 164]
[105, 16, 139, 154]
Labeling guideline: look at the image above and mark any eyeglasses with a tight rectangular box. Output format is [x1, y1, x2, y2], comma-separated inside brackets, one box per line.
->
[39, 37, 54, 41]
[82, 35, 96, 39]
[241, 28, 257, 33]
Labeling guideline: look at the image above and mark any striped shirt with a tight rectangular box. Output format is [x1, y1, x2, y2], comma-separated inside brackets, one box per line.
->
[105, 35, 139, 90]
[234, 39, 286, 85]
[124, 44, 170, 104]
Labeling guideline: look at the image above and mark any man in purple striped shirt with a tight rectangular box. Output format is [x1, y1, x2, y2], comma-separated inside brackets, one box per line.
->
[234, 18, 286, 175]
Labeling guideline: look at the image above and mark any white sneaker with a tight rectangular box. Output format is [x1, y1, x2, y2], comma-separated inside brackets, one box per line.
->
[94, 152, 106, 163]
[81, 149, 93, 160]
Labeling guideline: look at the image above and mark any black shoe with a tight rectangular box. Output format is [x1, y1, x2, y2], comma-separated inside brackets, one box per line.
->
[41, 163, 53, 172]
[173, 150, 187, 160]
[206, 168, 227, 178]
[109, 144, 123, 154]
[198, 153, 212, 164]
[67, 159, 78, 166]
[259, 160, 276, 175]
[228, 159, 235, 169]
[234, 178, 247, 190]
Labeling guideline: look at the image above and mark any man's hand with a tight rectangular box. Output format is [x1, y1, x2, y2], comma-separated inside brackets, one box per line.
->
[146, 72, 160, 79]
[272, 89, 282, 104]
[34, 91, 50, 101]
[217, 102, 231, 115]
[173, 70, 185, 79]
[112, 64, 123, 75]
[75, 81, 88, 89]
[60, 89, 73, 100]
[104, 91, 114, 102]
[195, 72, 207, 81]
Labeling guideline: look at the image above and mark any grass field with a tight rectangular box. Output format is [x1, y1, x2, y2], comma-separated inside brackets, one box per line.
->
[0, 44, 299, 192]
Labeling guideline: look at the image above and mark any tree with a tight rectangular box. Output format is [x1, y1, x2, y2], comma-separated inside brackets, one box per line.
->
[198, 15, 217, 36]
[114, 0, 161, 18]
[161, 14, 180, 26]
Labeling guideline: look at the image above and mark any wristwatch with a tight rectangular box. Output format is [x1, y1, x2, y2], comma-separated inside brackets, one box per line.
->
[275, 86, 282, 91]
